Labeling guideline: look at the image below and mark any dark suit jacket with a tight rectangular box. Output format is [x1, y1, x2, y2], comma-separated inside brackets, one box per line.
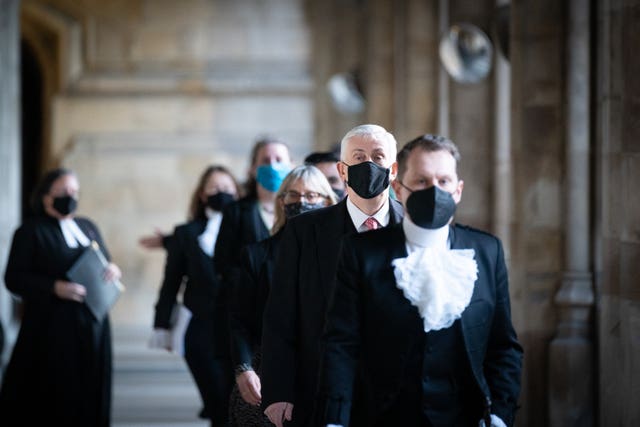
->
[318, 223, 523, 427]
[261, 197, 404, 426]
[154, 218, 225, 327]
[214, 196, 270, 286]
[229, 229, 283, 369]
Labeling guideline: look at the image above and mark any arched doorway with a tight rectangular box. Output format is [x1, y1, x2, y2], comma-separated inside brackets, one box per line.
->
[20, 38, 44, 218]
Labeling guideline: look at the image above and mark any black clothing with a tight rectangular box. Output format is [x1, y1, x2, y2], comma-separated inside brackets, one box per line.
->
[229, 230, 282, 369]
[260, 198, 403, 427]
[318, 224, 523, 427]
[153, 218, 232, 424]
[214, 196, 270, 288]
[228, 231, 283, 427]
[0, 215, 113, 427]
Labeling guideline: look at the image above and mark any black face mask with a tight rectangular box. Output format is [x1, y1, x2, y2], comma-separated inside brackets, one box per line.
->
[207, 192, 235, 212]
[345, 161, 390, 199]
[53, 195, 78, 216]
[405, 185, 457, 229]
[284, 201, 325, 218]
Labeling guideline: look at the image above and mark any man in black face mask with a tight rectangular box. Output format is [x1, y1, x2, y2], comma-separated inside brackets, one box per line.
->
[317, 134, 523, 427]
[261, 125, 404, 427]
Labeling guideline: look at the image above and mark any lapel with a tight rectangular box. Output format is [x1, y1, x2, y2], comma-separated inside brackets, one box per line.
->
[390, 226, 427, 330]
[73, 218, 99, 243]
[448, 224, 463, 249]
[388, 198, 404, 225]
[449, 224, 491, 395]
[188, 219, 207, 255]
[315, 200, 355, 303]
[248, 201, 270, 241]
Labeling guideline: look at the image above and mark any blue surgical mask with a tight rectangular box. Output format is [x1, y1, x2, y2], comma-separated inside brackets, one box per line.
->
[256, 163, 291, 193]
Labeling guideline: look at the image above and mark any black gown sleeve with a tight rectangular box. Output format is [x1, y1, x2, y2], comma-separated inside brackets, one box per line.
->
[317, 236, 362, 426]
[4, 223, 57, 302]
[228, 243, 261, 369]
[261, 222, 300, 406]
[154, 226, 187, 329]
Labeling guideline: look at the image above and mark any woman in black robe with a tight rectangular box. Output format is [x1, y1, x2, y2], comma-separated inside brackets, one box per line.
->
[227, 165, 338, 426]
[0, 168, 121, 427]
[151, 165, 240, 427]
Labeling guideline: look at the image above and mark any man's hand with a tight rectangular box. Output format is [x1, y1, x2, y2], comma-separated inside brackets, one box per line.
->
[236, 370, 262, 406]
[264, 401, 293, 427]
[54, 280, 86, 302]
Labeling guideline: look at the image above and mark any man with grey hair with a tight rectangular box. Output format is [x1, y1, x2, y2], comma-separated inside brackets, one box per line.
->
[317, 134, 522, 427]
[261, 124, 404, 427]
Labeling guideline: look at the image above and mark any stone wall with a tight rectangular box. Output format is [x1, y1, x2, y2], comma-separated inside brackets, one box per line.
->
[510, 1, 565, 425]
[3, 0, 638, 425]
[596, 0, 640, 425]
[24, 0, 314, 326]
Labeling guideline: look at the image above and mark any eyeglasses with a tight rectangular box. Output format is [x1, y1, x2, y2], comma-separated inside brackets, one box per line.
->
[282, 190, 327, 204]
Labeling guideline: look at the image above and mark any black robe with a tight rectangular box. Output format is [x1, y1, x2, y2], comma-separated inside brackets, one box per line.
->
[261, 198, 404, 426]
[0, 214, 112, 427]
[153, 218, 232, 424]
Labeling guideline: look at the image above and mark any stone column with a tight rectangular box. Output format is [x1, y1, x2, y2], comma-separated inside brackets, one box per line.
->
[548, 0, 594, 425]
[493, 0, 511, 253]
[0, 0, 21, 373]
[437, 0, 449, 136]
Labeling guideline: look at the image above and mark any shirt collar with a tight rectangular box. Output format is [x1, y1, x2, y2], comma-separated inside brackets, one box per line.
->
[205, 207, 222, 220]
[346, 196, 390, 232]
[402, 216, 449, 251]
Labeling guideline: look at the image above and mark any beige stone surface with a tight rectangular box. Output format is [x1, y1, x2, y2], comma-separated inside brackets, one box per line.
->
[1, 1, 636, 426]
[33, 0, 314, 326]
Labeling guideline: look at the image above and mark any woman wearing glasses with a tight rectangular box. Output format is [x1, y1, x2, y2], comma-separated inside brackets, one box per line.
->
[227, 165, 338, 426]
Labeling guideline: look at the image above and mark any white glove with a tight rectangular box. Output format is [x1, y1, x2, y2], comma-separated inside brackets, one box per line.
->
[478, 414, 507, 427]
[148, 328, 172, 351]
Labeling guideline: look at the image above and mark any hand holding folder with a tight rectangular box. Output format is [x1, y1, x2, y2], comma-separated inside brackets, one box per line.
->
[66, 241, 125, 321]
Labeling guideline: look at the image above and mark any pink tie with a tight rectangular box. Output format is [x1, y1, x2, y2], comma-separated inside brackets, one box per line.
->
[363, 217, 380, 231]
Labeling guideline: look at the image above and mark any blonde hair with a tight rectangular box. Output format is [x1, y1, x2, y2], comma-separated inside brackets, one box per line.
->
[271, 165, 338, 234]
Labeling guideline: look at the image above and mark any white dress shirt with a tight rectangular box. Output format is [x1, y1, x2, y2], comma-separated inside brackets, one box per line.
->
[198, 208, 223, 257]
[346, 197, 390, 233]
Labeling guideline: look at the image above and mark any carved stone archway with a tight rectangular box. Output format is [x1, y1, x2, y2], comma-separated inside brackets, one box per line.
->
[1, 1, 83, 373]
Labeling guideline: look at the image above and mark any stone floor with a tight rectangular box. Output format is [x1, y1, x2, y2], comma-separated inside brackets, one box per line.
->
[112, 325, 208, 427]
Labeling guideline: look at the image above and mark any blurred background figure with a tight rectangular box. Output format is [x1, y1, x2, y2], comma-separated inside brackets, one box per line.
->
[303, 151, 346, 200]
[213, 137, 292, 309]
[228, 165, 337, 427]
[150, 165, 240, 427]
[0, 168, 121, 427]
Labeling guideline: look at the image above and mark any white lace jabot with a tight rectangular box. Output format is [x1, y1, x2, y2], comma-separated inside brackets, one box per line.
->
[393, 217, 478, 332]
